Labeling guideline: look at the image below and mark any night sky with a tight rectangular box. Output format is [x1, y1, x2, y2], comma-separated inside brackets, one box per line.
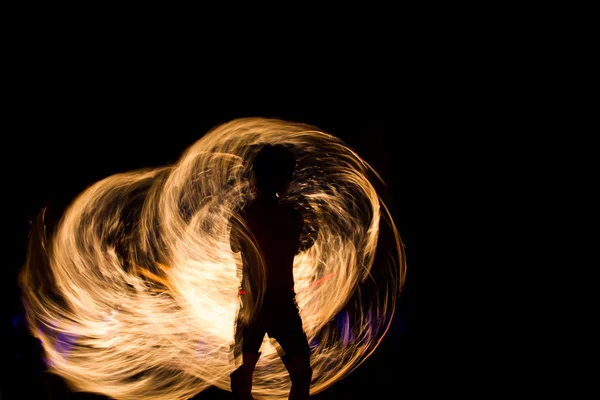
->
[3, 91, 417, 399]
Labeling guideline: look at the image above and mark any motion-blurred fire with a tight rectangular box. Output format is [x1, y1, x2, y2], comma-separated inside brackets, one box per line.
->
[20, 118, 405, 399]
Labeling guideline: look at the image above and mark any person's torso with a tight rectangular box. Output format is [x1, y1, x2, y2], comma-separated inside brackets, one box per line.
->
[241, 199, 302, 293]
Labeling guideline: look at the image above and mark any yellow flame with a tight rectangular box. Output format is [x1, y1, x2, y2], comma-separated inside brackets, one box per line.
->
[20, 118, 405, 399]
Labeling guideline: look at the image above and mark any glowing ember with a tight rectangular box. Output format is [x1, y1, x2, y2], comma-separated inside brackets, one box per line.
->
[20, 118, 405, 399]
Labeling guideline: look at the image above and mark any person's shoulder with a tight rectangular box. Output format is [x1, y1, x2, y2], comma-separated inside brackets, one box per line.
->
[280, 202, 301, 214]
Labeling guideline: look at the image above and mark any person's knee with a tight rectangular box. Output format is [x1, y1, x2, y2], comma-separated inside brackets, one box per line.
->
[288, 357, 312, 384]
[297, 364, 312, 384]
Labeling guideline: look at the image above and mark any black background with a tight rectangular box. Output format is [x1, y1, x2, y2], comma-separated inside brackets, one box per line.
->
[2, 73, 419, 398]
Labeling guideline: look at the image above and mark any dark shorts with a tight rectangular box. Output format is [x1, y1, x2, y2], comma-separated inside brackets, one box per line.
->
[235, 294, 310, 358]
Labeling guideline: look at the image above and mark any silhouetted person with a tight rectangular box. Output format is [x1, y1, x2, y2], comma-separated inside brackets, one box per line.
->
[229, 145, 312, 400]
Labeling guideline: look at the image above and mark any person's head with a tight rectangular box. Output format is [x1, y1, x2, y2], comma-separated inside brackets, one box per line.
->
[252, 144, 296, 196]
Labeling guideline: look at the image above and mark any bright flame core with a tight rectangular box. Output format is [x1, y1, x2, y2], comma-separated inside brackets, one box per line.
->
[21, 118, 405, 399]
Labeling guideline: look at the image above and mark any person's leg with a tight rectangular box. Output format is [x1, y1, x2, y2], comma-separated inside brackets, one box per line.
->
[231, 351, 261, 400]
[272, 300, 312, 399]
[231, 313, 266, 399]
[282, 354, 312, 400]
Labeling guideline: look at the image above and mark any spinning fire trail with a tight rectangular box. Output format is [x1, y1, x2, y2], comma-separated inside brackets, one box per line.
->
[20, 118, 405, 399]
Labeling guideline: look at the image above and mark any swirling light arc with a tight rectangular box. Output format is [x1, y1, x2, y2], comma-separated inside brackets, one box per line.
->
[20, 118, 406, 399]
